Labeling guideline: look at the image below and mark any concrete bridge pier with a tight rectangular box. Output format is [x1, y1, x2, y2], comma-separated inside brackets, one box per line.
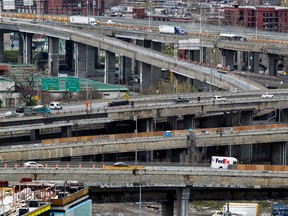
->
[104, 51, 116, 84]
[22, 33, 33, 65]
[237, 51, 244, 71]
[86, 45, 96, 77]
[151, 42, 162, 85]
[61, 126, 72, 138]
[282, 109, 288, 122]
[48, 36, 59, 76]
[222, 49, 234, 68]
[267, 54, 278, 76]
[119, 56, 133, 84]
[18, 35, 23, 64]
[183, 115, 195, 129]
[176, 188, 190, 216]
[240, 110, 253, 125]
[167, 116, 178, 130]
[30, 129, 40, 141]
[271, 142, 287, 165]
[145, 118, 154, 132]
[0, 31, 4, 63]
[74, 42, 86, 78]
[162, 200, 174, 216]
[65, 40, 74, 71]
[187, 50, 201, 62]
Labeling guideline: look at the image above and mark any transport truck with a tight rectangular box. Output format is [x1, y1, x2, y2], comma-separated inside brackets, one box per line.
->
[210, 156, 238, 169]
[213, 203, 259, 216]
[24, 105, 51, 116]
[159, 25, 185, 35]
[69, 16, 97, 26]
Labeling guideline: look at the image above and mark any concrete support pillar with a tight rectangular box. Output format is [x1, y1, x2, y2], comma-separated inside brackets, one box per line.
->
[86, 45, 96, 77]
[267, 54, 278, 76]
[65, 40, 74, 71]
[48, 37, 59, 76]
[237, 51, 244, 71]
[282, 109, 288, 123]
[120, 56, 133, 84]
[200, 47, 207, 63]
[74, 42, 86, 78]
[176, 188, 190, 216]
[95, 47, 100, 69]
[18, 35, 23, 64]
[240, 110, 253, 125]
[183, 115, 195, 129]
[167, 116, 178, 130]
[145, 118, 153, 132]
[23, 33, 33, 65]
[104, 51, 116, 84]
[151, 42, 162, 84]
[0, 32, 4, 63]
[222, 49, 234, 68]
[162, 200, 174, 216]
[251, 52, 260, 73]
[30, 129, 40, 141]
[61, 126, 72, 138]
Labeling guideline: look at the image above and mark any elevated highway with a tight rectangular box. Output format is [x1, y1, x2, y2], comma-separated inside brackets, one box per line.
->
[0, 20, 266, 91]
[1, 124, 288, 161]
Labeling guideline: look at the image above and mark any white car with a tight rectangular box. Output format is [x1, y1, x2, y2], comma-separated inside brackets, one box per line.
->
[262, 93, 274, 98]
[211, 95, 227, 101]
[4, 111, 18, 118]
[24, 161, 43, 168]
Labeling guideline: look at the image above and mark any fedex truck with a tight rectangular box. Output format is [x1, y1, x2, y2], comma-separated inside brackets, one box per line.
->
[210, 156, 238, 169]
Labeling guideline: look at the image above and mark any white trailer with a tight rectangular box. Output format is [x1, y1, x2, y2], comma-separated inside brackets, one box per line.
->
[223, 203, 259, 216]
[159, 25, 185, 35]
[69, 16, 97, 26]
[210, 156, 238, 169]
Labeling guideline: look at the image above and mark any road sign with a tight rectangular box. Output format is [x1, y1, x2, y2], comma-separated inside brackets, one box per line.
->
[34, 95, 39, 101]
[42, 78, 59, 91]
[41, 77, 80, 92]
[124, 92, 129, 100]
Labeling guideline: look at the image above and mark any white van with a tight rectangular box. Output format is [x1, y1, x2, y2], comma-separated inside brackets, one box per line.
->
[49, 101, 62, 110]
[210, 156, 238, 169]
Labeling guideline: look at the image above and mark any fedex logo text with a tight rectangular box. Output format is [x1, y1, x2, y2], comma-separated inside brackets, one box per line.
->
[215, 158, 229, 164]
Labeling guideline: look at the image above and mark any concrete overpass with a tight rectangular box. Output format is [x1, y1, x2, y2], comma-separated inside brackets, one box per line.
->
[1, 124, 288, 163]
[0, 21, 266, 91]
[1, 167, 288, 215]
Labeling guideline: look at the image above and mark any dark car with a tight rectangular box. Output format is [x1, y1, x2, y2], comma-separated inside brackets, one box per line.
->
[174, 97, 189, 104]
[16, 105, 24, 113]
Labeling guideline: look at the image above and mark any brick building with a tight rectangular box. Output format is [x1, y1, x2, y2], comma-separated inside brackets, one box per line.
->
[13, 0, 105, 16]
[224, 5, 288, 32]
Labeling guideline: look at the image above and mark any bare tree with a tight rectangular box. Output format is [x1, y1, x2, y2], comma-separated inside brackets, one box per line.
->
[5, 67, 42, 106]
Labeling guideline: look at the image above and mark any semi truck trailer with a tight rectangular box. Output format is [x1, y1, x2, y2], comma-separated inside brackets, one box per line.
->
[69, 16, 97, 26]
[159, 25, 185, 35]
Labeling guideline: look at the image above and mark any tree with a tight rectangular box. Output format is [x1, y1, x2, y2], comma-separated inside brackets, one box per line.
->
[5, 66, 42, 106]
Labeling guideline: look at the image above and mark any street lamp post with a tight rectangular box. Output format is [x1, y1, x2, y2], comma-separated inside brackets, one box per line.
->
[139, 173, 142, 216]
[148, 1, 151, 29]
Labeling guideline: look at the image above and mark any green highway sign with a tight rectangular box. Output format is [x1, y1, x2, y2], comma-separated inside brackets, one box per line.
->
[41, 77, 80, 92]
[42, 78, 59, 91]
[66, 77, 80, 92]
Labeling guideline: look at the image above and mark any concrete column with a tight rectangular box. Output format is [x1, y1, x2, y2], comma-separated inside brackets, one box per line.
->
[162, 200, 174, 216]
[95, 47, 100, 69]
[145, 118, 153, 132]
[167, 116, 178, 130]
[18, 35, 23, 64]
[282, 109, 288, 123]
[222, 49, 234, 68]
[139, 61, 143, 93]
[0, 32, 4, 63]
[61, 126, 72, 138]
[74, 42, 86, 78]
[176, 188, 190, 216]
[151, 42, 162, 84]
[200, 47, 207, 63]
[86, 45, 96, 77]
[252, 52, 260, 73]
[65, 40, 74, 71]
[237, 51, 244, 71]
[104, 51, 116, 84]
[30, 129, 40, 141]
[267, 54, 278, 76]
[240, 110, 253, 125]
[48, 37, 59, 76]
[120, 56, 133, 84]
[23, 33, 33, 64]
[183, 115, 195, 129]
